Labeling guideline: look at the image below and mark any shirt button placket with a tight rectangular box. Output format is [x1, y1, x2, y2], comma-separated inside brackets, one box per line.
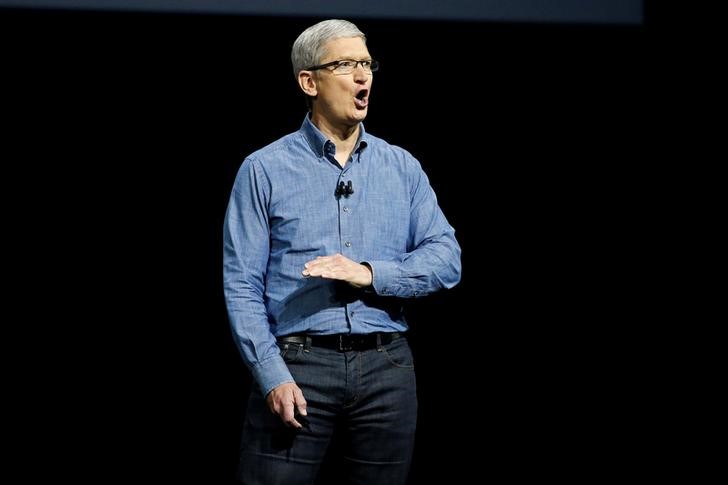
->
[339, 168, 354, 255]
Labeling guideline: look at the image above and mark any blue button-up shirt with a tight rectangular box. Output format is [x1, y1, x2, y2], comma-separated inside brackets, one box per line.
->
[223, 116, 461, 395]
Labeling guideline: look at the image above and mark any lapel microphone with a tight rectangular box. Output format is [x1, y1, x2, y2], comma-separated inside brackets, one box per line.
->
[335, 180, 354, 198]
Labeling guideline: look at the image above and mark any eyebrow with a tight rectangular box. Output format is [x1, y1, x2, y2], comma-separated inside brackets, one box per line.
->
[331, 55, 372, 60]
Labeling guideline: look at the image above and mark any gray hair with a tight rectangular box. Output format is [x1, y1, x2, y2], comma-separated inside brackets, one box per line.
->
[291, 19, 366, 78]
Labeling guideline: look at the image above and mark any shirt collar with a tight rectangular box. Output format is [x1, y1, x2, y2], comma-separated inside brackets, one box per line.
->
[300, 114, 369, 160]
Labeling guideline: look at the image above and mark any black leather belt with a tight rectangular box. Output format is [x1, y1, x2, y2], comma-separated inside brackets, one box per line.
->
[278, 332, 403, 352]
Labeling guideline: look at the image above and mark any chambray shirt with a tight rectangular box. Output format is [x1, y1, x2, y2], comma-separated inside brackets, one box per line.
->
[223, 115, 461, 395]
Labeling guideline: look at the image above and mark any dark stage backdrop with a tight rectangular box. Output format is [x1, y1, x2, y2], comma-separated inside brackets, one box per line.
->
[5, 7, 649, 484]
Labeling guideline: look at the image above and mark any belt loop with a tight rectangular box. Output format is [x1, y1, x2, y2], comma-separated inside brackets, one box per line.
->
[376, 333, 383, 352]
[303, 336, 312, 352]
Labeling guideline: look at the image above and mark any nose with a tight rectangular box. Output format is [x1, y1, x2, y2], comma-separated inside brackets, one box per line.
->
[353, 64, 369, 82]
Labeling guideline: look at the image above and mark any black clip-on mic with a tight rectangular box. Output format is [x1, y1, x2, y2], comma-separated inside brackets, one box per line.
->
[335, 180, 354, 198]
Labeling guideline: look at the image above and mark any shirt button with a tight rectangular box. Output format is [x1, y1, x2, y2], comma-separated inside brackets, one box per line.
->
[345, 241, 352, 247]
[343, 206, 350, 212]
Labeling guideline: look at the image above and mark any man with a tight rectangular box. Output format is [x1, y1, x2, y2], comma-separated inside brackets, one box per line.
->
[223, 19, 461, 484]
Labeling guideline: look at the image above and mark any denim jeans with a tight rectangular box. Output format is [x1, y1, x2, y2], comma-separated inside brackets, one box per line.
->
[238, 336, 417, 485]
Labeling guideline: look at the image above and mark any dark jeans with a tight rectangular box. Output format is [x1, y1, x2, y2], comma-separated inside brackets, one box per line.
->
[238, 336, 417, 485]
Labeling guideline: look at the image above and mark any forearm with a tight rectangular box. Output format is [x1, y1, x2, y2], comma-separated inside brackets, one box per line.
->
[225, 292, 295, 395]
[224, 234, 292, 394]
[366, 231, 461, 298]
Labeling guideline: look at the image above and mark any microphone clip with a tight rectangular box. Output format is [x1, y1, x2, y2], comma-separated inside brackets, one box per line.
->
[335, 180, 354, 198]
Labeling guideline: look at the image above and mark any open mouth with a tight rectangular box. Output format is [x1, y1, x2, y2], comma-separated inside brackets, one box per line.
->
[354, 89, 369, 108]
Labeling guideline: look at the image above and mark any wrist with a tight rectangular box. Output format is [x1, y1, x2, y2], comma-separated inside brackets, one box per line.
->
[350, 262, 373, 289]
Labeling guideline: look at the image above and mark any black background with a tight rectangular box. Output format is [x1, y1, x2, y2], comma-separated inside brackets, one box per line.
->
[4, 5, 655, 483]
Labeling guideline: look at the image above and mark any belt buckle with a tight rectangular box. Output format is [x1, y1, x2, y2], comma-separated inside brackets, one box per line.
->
[338, 334, 353, 352]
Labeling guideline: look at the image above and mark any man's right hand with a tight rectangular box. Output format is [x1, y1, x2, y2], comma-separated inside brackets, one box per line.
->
[266, 382, 308, 428]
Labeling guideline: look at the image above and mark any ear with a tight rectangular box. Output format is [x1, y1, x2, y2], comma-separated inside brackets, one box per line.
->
[297, 71, 318, 97]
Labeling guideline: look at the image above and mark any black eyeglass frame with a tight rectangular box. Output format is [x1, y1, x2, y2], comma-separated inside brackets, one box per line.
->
[305, 59, 379, 73]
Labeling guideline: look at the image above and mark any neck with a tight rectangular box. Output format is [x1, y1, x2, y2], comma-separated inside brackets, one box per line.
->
[311, 114, 359, 145]
[310, 114, 360, 167]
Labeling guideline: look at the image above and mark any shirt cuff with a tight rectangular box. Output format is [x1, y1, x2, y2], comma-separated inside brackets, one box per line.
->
[251, 354, 295, 397]
[364, 260, 399, 296]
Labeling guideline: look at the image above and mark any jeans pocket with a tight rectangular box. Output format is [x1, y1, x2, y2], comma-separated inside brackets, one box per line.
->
[278, 343, 303, 363]
[382, 340, 415, 369]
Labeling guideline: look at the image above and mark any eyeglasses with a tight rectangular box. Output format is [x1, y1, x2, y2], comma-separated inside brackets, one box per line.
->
[305, 59, 379, 75]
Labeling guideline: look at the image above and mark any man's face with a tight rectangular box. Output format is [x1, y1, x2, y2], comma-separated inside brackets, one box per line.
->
[312, 37, 373, 127]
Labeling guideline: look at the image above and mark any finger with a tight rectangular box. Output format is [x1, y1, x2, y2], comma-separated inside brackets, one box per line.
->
[281, 401, 302, 429]
[302, 260, 319, 277]
[309, 255, 336, 266]
[304, 265, 330, 277]
[294, 389, 308, 416]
